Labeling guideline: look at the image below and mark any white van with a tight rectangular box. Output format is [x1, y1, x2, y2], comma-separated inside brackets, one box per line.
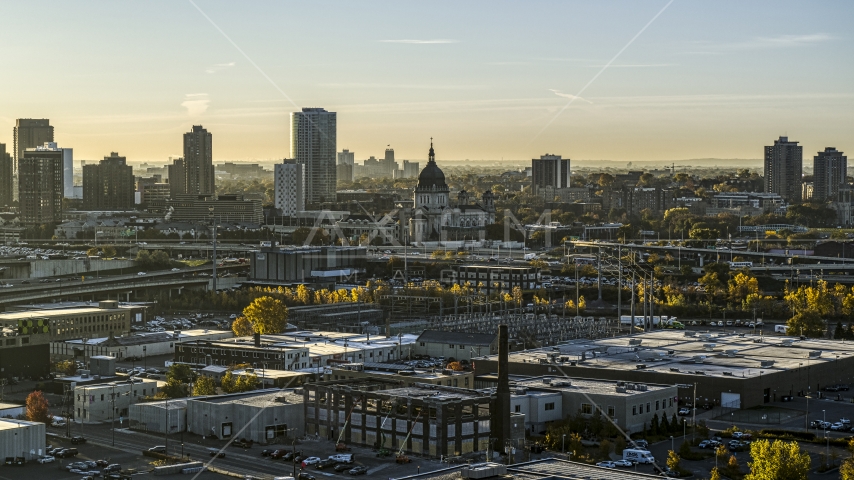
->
[623, 448, 655, 464]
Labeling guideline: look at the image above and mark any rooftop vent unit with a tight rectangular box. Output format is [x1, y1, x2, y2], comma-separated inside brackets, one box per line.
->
[699, 334, 713, 341]
[636, 364, 648, 370]
[781, 340, 794, 347]
[760, 360, 775, 367]
[515, 387, 528, 395]
[637, 384, 649, 391]
[684, 331, 697, 337]
[694, 370, 706, 375]
[461, 463, 507, 479]
[703, 343, 717, 352]
[725, 350, 739, 357]
[551, 380, 572, 387]
[722, 371, 733, 376]
[670, 368, 680, 372]
[616, 386, 627, 393]
[753, 338, 763, 343]
[542, 378, 552, 385]
[628, 339, 643, 346]
[693, 355, 707, 364]
[397, 370, 416, 376]
[808, 351, 822, 358]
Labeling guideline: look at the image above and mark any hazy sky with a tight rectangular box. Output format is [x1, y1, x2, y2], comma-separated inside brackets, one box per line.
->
[1, 1, 852, 164]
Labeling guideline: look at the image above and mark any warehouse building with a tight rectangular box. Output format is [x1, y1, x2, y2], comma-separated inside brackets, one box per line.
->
[304, 379, 502, 458]
[0, 419, 46, 461]
[53, 328, 233, 360]
[472, 330, 854, 410]
[0, 301, 132, 342]
[186, 389, 304, 443]
[248, 246, 366, 285]
[327, 362, 475, 389]
[413, 330, 498, 362]
[476, 375, 677, 435]
[129, 399, 187, 434]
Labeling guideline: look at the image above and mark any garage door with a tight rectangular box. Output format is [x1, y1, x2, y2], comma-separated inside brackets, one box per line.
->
[721, 392, 741, 409]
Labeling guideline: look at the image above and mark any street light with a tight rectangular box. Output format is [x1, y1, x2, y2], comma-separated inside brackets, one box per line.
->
[209, 206, 217, 292]
[562, 433, 566, 454]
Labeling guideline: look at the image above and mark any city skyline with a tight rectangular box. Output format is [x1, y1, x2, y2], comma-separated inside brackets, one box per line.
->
[0, 1, 852, 163]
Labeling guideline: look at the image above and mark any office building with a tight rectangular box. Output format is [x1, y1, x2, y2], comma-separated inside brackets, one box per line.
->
[19, 147, 63, 225]
[382, 148, 397, 177]
[167, 157, 186, 198]
[0, 144, 11, 207]
[13, 119, 54, 201]
[248, 246, 366, 284]
[337, 149, 354, 166]
[813, 147, 848, 201]
[531, 154, 571, 196]
[402, 160, 420, 179]
[291, 108, 336, 205]
[443, 265, 540, 296]
[274, 159, 305, 216]
[128, 399, 187, 435]
[74, 380, 159, 423]
[183, 126, 214, 195]
[82, 152, 135, 210]
[764, 136, 803, 202]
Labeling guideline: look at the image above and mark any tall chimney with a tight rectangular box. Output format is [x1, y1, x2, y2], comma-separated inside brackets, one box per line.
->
[492, 324, 511, 455]
[254, 332, 261, 347]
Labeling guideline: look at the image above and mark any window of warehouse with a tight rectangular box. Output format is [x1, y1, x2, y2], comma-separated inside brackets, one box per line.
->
[581, 403, 593, 414]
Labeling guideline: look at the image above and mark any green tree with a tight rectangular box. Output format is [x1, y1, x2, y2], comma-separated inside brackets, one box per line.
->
[242, 296, 289, 334]
[745, 439, 810, 480]
[161, 378, 189, 398]
[26, 390, 51, 424]
[167, 364, 195, 383]
[192, 376, 217, 396]
[102, 245, 117, 257]
[55, 360, 77, 376]
[598, 439, 612, 459]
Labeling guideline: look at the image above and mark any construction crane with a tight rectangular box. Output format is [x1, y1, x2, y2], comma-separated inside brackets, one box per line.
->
[395, 408, 423, 464]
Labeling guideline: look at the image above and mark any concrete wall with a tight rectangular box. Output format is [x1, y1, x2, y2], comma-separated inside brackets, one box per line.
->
[28, 259, 136, 279]
[187, 394, 304, 444]
[130, 400, 187, 434]
[0, 419, 46, 460]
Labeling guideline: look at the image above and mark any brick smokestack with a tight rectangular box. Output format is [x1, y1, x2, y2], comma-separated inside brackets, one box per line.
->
[492, 324, 511, 455]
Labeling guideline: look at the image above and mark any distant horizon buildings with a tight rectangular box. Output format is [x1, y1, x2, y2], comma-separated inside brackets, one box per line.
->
[337, 149, 355, 182]
[292, 108, 336, 205]
[764, 136, 803, 203]
[83, 152, 134, 211]
[531, 154, 571, 196]
[274, 159, 305, 217]
[813, 147, 847, 201]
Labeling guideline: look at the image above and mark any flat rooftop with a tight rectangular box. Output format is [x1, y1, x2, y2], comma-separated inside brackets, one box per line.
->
[510, 375, 674, 397]
[378, 384, 490, 402]
[192, 388, 303, 407]
[333, 362, 471, 380]
[0, 402, 23, 411]
[480, 330, 854, 381]
[404, 458, 659, 480]
[0, 418, 43, 431]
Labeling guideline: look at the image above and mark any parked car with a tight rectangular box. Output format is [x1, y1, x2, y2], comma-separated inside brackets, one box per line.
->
[283, 451, 301, 461]
[63, 448, 79, 457]
[678, 407, 691, 416]
[71, 436, 87, 444]
[596, 461, 616, 468]
[104, 464, 122, 473]
[831, 422, 847, 431]
[37, 455, 55, 464]
[208, 448, 225, 458]
[301, 457, 321, 467]
[731, 431, 744, 439]
[298, 473, 316, 480]
[148, 446, 167, 453]
[67, 462, 88, 470]
[316, 458, 338, 469]
[334, 463, 352, 472]
[348, 466, 368, 475]
[613, 459, 633, 467]
[698, 440, 712, 449]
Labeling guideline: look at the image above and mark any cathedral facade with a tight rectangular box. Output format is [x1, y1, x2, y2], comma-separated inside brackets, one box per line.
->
[409, 141, 496, 241]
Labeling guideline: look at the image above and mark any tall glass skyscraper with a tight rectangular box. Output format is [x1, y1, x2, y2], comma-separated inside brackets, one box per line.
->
[291, 108, 336, 205]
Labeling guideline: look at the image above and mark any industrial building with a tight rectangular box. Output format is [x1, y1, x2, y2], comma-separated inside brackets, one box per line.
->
[474, 374, 677, 435]
[0, 419, 46, 462]
[198, 365, 312, 388]
[248, 246, 366, 285]
[0, 301, 132, 343]
[52, 328, 233, 360]
[472, 330, 854, 410]
[186, 389, 304, 443]
[403, 458, 660, 480]
[167, 194, 263, 224]
[74, 379, 159, 423]
[413, 330, 498, 362]
[129, 398, 187, 435]
[444, 265, 540, 295]
[327, 362, 475, 389]
[304, 379, 500, 458]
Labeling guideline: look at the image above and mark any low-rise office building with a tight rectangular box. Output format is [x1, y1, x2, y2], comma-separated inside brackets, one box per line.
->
[187, 389, 304, 443]
[444, 265, 540, 295]
[74, 380, 159, 423]
[129, 399, 187, 434]
[199, 365, 313, 388]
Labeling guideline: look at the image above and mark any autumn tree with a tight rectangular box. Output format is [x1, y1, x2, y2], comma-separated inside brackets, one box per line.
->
[231, 316, 253, 337]
[745, 439, 810, 480]
[710, 467, 722, 480]
[221, 371, 258, 393]
[841, 438, 854, 480]
[167, 363, 195, 383]
[242, 296, 288, 334]
[161, 378, 190, 398]
[192, 376, 217, 396]
[666, 450, 681, 474]
[26, 391, 51, 424]
[729, 272, 760, 306]
[787, 310, 825, 338]
[55, 360, 77, 376]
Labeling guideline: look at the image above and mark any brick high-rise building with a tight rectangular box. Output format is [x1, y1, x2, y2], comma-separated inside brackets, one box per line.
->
[13, 119, 54, 201]
[764, 136, 803, 203]
[168, 157, 186, 199]
[813, 147, 848, 201]
[82, 152, 135, 210]
[291, 108, 336, 205]
[0, 144, 12, 208]
[19, 148, 63, 226]
[531, 154, 571, 196]
[183, 126, 214, 195]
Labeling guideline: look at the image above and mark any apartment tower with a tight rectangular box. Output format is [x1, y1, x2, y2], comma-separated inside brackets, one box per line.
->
[82, 152, 135, 210]
[19, 148, 63, 225]
[183, 126, 214, 195]
[813, 147, 848, 201]
[0, 144, 11, 207]
[764, 136, 803, 203]
[13, 119, 54, 201]
[291, 108, 336, 205]
[531, 154, 571, 195]
[274, 159, 305, 217]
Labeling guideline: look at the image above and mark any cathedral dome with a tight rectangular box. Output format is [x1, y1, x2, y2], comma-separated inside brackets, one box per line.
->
[416, 140, 448, 191]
